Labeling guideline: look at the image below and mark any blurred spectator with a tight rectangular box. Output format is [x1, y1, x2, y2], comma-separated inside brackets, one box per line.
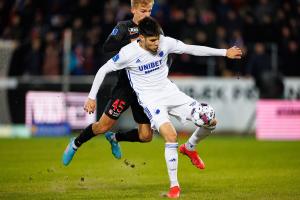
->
[247, 42, 284, 98]
[69, 44, 84, 75]
[181, 8, 198, 41]
[254, 0, 274, 21]
[280, 40, 300, 76]
[198, 9, 217, 45]
[71, 18, 85, 45]
[1, 0, 299, 77]
[6, 14, 22, 39]
[246, 43, 271, 79]
[42, 32, 60, 75]
[83, 45, 96, 75]
[23, 31, 43, 75]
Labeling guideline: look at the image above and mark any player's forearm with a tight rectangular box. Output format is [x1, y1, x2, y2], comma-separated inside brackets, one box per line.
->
[88, 63, 112, 100]
[183, 44, 226, 57]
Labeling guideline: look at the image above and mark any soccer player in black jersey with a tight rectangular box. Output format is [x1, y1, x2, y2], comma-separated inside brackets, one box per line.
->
[62, 0, 154, 165]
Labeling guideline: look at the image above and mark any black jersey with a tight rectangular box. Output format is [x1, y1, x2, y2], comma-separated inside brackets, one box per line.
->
[103, 20, 139, 88]
[103, 20, 139, 53]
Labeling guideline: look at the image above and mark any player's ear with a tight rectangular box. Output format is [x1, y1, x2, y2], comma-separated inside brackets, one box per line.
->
[139, 34, 145, 42]
[131, 7, 136, 15]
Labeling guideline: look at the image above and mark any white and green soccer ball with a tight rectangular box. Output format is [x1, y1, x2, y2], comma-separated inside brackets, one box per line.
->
[191, 103, 215, 127]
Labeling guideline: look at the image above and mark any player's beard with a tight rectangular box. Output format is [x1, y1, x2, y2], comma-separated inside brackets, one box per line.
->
[146, 45, 158, 54]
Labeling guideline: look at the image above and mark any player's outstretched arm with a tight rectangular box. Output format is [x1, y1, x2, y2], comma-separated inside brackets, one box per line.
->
[86, 49, 129, 114]
[226, 46, 242, 59]
[164, 36, 242, 59]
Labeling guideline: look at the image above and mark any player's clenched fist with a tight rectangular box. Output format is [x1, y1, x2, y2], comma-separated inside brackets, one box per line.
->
[226, 46, 242, 59]
[84, 98, 96, 114]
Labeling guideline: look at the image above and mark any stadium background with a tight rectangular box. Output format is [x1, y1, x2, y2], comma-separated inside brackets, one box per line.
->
[0, 0, 300, 199]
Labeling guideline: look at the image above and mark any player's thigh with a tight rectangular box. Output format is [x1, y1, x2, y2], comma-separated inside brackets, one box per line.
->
[104, 88, 132, 120]
[143, 104, 171, 131]
[169, 100, 199, 122]
[131, 96, 150, 124]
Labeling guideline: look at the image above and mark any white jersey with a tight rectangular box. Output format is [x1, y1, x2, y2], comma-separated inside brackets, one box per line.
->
[88, 35, 226, 106]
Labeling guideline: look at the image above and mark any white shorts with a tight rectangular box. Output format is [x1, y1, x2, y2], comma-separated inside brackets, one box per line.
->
[140, 88, 199, 130]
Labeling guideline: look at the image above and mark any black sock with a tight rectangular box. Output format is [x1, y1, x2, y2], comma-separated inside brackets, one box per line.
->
[74, 124, 96, 147]
[115, 129, 142, 142]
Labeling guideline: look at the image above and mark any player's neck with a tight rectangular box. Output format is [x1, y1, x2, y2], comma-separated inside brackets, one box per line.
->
[139, 41, 146, 50]
[132, 17, 139, 25]
[138, 42, 156, 54]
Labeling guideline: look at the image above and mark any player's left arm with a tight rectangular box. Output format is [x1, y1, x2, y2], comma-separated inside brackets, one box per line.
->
[164, 36, 242, 59]
[85, 50, 128, 114]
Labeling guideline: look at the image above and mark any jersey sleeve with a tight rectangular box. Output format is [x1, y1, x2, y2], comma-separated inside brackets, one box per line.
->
[107, 48, 129, 71]
[163, 36, 227, 56]
[88, 49, 129, 99]
[103, 22, 130, 53]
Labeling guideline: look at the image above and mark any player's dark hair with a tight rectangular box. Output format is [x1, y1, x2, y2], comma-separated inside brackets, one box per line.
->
[138, 17, 161, 37]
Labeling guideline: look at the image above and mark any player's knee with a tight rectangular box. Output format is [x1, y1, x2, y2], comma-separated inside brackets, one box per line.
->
[139, 131, 153, 142]
[92, 122, 112, 135]
[138, 124, 153, 142]
[163, 132, 177, 143]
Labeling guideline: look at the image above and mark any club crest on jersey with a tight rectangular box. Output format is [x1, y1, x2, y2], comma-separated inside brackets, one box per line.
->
[159, 51, 164, 57]
[138, 59, 162, 74]
[111, 28, 118, 36]
[128, 27, 139, 34]
[112, 54, 120, 62]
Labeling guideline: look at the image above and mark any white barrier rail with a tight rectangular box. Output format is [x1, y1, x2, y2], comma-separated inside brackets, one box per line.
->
[1, 76, 300, 133]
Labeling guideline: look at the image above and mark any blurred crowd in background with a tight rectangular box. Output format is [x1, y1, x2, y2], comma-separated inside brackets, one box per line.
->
[0, 0, 300, 77]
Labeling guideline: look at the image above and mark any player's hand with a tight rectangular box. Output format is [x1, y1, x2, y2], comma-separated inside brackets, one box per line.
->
[84, 98, 96, 114]
[226, 46, 242, 59]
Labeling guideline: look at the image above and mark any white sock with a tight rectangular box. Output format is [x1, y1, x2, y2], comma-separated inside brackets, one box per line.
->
[186, 127, 212, 151]
[165, 143, 179, 188]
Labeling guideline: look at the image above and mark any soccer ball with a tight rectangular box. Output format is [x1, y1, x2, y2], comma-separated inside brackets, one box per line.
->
[191, 103, 215, 127]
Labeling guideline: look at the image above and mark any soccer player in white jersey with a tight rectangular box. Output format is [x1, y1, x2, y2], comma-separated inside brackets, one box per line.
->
[85, 17, 242, 198]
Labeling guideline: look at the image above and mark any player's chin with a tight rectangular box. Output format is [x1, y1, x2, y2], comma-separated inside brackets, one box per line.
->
[150, 49, 158, 54]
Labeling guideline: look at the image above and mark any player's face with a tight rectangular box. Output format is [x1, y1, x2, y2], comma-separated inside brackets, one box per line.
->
[144, 35, 160, 54]
[131, 3, 153, 24]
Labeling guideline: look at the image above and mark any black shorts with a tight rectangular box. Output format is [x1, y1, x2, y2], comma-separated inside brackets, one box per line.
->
[104, 84, 150, 124]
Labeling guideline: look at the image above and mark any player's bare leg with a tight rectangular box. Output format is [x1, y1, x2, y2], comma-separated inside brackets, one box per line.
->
[137, 123, 153, 142]
[159, 122, 180, 198]
[180, 118, 217, 169]
[92, 114, 123, 159]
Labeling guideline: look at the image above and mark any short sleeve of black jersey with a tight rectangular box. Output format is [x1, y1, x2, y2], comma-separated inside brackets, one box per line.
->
[103, 22, 131, 53]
